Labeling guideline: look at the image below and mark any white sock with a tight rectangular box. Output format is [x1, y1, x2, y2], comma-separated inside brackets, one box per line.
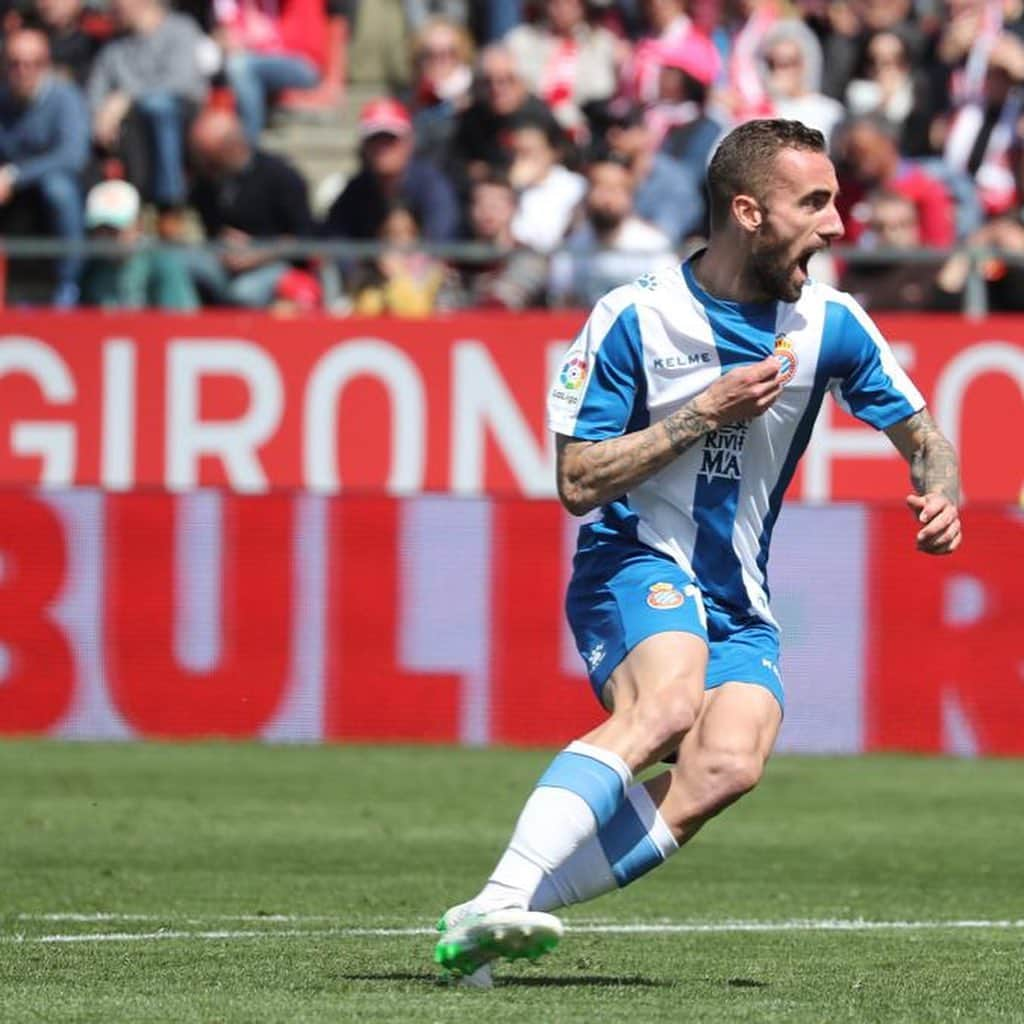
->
[472, 741, 632, 911]
[530, 782, 679, 911]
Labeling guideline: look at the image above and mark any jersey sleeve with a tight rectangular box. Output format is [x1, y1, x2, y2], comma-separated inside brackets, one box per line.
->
[547, 299, 645, 440]
[824, 294, 925, 429]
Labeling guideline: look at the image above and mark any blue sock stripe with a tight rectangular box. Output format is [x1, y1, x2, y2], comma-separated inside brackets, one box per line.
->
[536, 751, 625, 828]
[597, 798, 666, 887]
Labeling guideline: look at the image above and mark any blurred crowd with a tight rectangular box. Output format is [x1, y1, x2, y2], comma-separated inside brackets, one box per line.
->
[3, 0, 1024, 312]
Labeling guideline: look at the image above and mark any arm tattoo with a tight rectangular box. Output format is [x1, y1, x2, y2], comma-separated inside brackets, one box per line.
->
[558, 396, 715, 513]
[663, 401, 715, 455]
[903, 410, 961, 505]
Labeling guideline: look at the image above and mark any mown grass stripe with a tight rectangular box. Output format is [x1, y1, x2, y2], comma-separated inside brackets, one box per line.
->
[5, 919, 1024, 944]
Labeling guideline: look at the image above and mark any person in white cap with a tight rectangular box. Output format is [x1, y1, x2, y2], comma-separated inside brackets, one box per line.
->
[79, 178, 197, 309]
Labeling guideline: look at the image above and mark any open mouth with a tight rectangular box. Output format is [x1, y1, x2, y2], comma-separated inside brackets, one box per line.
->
[795, 245, 825, 281]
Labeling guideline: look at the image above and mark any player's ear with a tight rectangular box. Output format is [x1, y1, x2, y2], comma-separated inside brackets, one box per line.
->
[732, 194, 763, 233]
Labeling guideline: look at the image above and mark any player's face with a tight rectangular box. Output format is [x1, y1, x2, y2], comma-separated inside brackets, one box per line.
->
[749, 148, 844, 302]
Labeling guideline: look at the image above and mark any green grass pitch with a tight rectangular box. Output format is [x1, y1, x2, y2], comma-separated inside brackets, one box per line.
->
[2, 740, 1023, 1022]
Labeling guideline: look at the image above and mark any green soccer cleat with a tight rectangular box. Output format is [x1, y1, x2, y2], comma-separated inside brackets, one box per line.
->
[433, 908, 563, 979]
[436, 902, 494, 988]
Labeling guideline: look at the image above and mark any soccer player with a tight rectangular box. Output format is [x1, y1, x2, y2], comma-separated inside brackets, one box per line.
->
[434, 119, 961, 984]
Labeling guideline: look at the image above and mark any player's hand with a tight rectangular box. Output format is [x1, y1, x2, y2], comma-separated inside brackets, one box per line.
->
[906, 493, 962, 555]
[695, 356, 784, 430]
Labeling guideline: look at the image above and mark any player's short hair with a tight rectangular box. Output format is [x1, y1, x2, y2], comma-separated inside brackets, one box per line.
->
[706, 119, 826, 230]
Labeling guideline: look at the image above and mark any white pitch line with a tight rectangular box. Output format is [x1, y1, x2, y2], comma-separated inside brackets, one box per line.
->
[17, 912, 344, 924]
[1, 929, 427, 945]
[577, 920, 1024, 933]
[4, 919, 1024, 945]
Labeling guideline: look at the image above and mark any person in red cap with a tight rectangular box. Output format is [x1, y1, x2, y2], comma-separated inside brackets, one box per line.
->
[320, 95, 460, 245]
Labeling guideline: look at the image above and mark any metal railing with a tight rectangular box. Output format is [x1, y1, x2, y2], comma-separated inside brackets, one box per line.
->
[0, 237, 1017, 317]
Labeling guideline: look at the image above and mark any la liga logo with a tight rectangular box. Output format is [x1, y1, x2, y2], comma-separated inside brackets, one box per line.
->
[559, 355, 589, 391]
[773, 335, 798, 385]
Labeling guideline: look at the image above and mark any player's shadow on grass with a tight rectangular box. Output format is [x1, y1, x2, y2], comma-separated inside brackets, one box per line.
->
[497, 974, 671, 988]
[338, 971, 670, 988]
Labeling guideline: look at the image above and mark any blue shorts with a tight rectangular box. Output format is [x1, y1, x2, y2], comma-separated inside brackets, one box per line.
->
[565, 527, 785, 711]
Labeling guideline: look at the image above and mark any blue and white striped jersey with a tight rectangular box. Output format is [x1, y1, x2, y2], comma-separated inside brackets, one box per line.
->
[547, 257, 924, 627]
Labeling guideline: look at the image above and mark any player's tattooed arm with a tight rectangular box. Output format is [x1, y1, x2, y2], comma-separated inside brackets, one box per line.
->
[556, 357, 784, 516]
[663, 402, 717, 455]
[884, 408, 962, 555]
[886, 409, 960, 505]
[556, 399, 714, 515]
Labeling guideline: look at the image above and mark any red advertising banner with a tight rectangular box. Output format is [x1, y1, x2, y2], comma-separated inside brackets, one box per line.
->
[1, 490, 1020, 754]
[0, 312, 1021, 501]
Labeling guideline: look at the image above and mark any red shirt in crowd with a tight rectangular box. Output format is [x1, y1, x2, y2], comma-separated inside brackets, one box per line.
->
[839, 163, 956, 248]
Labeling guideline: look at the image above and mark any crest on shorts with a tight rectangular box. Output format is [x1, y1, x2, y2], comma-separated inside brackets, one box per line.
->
[646, 582, 684, 609]
[773, 335, 798, 385]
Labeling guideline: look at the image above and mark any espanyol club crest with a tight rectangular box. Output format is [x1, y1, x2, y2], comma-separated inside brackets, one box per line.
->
[773, 336, 798, 385]
[646, 582, 684, 609]
[559, 355, 588, 391]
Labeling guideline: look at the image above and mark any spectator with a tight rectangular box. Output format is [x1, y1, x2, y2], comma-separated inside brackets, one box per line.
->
[24, 0, 105, 86]
[943, 31, 1024, 218]
[597, 99, 705, 244]
[815, 0, 926, 104]
[214, 0, 326, 143]
[504, 0, 618, 138]
[410, 15, 474, 116]
[844, 28, 932, 156]
[549, 151, 673, 307]
[322, 96, 460, 242]
[440, 172, 547, 309]
[447, 44, 564, 187]
[840, 189, 952, 310]
[718, 0, 779, 122]
[648, 30, 724, 179]
[625, 0, 693, 104]
[932, 0, 1007, 113]
[87, 0, 208, 210]
[934, 211, 1024, 311]
[187, 106, 314, 306]
[408, 15, 475, 166]
[758, 20, 845, 143]
[834, 116, 958, 247]
[508, 116, 585, 253]
[347, 0, 412, 90]
[79, 178, 198, 309]
[0, 27, 88, 306]
[351, 203, 446, 315]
